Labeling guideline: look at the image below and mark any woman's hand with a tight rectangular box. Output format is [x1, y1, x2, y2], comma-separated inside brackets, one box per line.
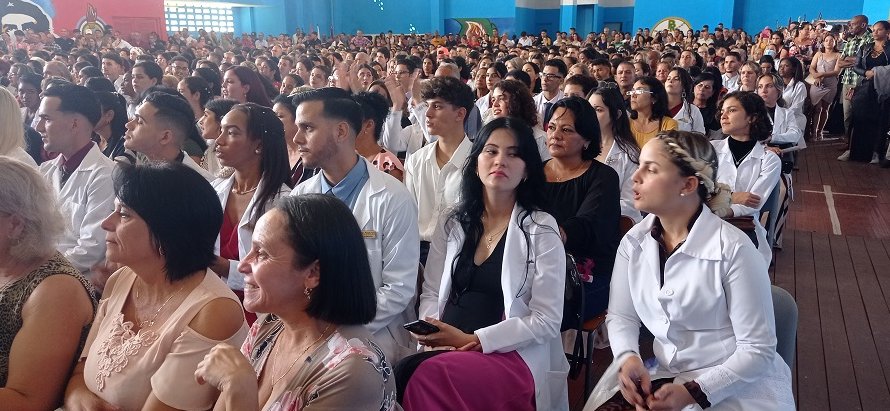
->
[64, 387, 121, 411]
[384, 74, 405, 109]
[866, 69, 875, 80]
[731, 191, 761, 208]
[617, 355, 651, 408]
[413, 317, 479, 350]
[194, 343, 256, 392]
[646, 383, 696, 411]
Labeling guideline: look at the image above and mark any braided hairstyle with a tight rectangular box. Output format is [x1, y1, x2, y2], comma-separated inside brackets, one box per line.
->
[655, 130, 732, 217]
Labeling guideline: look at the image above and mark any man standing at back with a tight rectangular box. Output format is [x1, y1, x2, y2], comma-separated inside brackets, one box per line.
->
[404, 76, 475, 264]
[36, 84, 115, 288]
[291, 88, 420, 363]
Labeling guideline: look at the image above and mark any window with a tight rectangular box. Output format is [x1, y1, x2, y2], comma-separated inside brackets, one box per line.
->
[165, 1, 234, 34]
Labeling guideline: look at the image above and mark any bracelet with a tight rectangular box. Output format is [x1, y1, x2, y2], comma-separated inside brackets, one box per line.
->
[683, 381, 711, 409]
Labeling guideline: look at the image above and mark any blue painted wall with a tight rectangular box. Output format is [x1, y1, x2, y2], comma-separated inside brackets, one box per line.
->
[862, 0, 890, 21]
[333, 0, 432, 35]
[736, 0, 864, 32]
[632, 0, 736, 32]
[601, 6, 634, 33]
[516, 7, 560, 35]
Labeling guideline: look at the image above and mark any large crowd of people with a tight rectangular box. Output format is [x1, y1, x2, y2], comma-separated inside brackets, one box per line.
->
[1, 12, 887, 410]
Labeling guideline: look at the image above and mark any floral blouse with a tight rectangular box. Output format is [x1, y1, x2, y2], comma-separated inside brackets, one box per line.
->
[243, 315, 399, 411]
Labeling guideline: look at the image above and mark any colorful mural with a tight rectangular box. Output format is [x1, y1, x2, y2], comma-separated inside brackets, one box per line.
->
[1, 0, 55, 32]
[444, 18, 515, 37]
[1, 0, 165, 36]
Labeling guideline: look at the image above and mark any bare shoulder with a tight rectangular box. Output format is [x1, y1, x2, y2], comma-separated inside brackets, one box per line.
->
[23, 274, 94, 323]
[189, 297, 246, 341]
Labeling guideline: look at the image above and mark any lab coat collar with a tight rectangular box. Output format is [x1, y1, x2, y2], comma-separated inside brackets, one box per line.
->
[628, 207, 724, 261]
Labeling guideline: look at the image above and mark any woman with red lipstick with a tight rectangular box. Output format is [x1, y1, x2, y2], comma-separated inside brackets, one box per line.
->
[542, 97, 620, 320]
[396, 117, 570, 410]
[591, 131, 793, 411]
[210, 103, 291, 325]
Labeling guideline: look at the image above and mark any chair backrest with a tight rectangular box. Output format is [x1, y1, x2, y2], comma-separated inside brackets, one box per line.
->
[561, 253, 584, 332]
[771, 285, 798, 368]
[619, 215, 635, 238]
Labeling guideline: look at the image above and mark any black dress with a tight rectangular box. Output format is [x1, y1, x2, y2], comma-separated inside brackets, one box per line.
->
[543, 160, 620, 319]
[850, 44, 890, 162]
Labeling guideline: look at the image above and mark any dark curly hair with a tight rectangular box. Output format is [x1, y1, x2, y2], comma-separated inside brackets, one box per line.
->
[718, 91, 772, 141]
[420, 76, 475, 119]
[493, 79, 538, 127]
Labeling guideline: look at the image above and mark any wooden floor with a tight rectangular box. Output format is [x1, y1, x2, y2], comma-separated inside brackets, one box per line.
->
[569, 138, 890, 411]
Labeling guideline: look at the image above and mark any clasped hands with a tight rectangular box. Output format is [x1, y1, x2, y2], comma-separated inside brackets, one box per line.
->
[618, 356, 695, 411]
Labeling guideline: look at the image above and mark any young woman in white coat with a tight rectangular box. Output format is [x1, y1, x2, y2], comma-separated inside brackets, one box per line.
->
[758, 73, 804, 250]
[594, 130, 794, 411]
[712, 91, 782, 265]
[590, 86, 643, 222]
[665, 67, 706, 134]
[210, 103, 291, 324]
[396, 117, 569, 411]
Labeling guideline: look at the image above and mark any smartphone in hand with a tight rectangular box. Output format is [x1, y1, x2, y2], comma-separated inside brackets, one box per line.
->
[403, 320, 440, 335]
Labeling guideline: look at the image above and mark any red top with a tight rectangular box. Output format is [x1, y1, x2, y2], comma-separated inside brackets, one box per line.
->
[219, 207, 240, 261]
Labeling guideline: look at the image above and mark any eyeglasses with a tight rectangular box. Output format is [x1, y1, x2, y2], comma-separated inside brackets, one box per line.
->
[541, 73, 563, 80]
[626, 89, 654, 96]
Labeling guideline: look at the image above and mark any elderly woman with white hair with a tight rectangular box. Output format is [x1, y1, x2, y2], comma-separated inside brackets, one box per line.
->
[0, 87, 36, 167]
[0, 157, 97, 410]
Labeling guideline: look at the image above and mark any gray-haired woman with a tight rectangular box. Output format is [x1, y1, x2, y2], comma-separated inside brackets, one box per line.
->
[0, 157, 96, 410]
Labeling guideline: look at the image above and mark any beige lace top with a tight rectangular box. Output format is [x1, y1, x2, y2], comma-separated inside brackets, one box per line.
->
[81, 268, 248, 410]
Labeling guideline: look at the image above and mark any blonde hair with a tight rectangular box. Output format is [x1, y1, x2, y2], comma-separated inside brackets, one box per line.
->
[0, 87, 25, 156]
[0, 157, 66, 262]
[656, 130, 733, 217]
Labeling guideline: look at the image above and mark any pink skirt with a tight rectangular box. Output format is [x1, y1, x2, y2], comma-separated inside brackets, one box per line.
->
[401, 350, 535, 411]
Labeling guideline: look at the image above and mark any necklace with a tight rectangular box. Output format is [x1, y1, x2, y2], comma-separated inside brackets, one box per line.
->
[269, 323, 334, 387]
[137, 285, 185, 329]
[549, 160, 588, 182]
[485, 224, 509, 249]
[231, 184, 259, 195]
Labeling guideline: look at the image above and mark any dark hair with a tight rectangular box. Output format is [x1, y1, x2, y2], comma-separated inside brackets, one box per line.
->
[778, 57, 804, 83]
[78, 54, 100, 67]
[182, 76, 213, 108]
[84, 77, 116, 93]
[449, 117, 549, 287]
[101, 53, 126, 69]
[18, 73, 43, 92]
[493, 79, 538, 127]
[193, 67, 222, 97]
[276, 194, 376, 325]
[563, 74, 597, 97]
[133, 61, 163, 82]
[504, 69, 531, 88]
[204, 98, 238, 123]
[94, 91, 128, 144]
[543, 58, 568, 76]
[228, 103, 291, 224]
[670, 67, 694, 102]
[489, 61, 508, 79]
[291, 87, 363, 135]
[725, 51, 742, 62]
[547, 96, 602, 159]
[78, 66, 104, 81]
[628, 76, 669, 121]
[352, 91, 389, 143]
[113, 163, 221, 281]
[718, 91, 772, 141]
[142, 91, 207, 151]
[271, 93, 296, 116]
[226, 66, 272, 107]
[395, 56, 417, 74]
[41, 84, 101, 126]
[692, 72, 721, 109]
[592, 87, 639, 163]
[420, 76, 475, 121]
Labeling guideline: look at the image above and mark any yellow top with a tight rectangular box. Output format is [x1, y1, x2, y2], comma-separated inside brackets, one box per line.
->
[632, 117, 679, 147]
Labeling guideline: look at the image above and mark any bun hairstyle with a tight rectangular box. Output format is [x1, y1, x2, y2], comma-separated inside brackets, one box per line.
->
[655, 130, 732, 217]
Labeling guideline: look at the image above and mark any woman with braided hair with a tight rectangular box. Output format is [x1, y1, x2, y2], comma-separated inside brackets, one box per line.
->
[590, 130, 794, 411]
[712, 91, 782, 265]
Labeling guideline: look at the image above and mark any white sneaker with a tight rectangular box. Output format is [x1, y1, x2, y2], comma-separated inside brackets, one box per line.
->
[871, 153, 880, 164]
[838, 150, 850, 161]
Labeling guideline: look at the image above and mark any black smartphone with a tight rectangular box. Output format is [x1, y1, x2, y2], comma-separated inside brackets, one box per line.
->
[403, 320, 440, 335]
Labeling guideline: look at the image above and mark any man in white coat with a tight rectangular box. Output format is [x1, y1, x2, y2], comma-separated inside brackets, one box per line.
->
[36, 84, 115, 289]
[290, 88, 420, 363]
[121, 91, 213, 180]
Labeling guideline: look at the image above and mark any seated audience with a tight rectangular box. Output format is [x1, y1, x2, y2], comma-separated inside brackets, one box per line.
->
[629, 76, 678, 147]
[589, 86, 642, 221]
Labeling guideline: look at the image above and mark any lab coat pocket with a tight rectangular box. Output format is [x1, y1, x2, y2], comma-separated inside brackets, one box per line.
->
[364, 239, 384, 286]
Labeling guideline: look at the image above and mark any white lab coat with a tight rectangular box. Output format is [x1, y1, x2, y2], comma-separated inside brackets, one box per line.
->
[605, 209, 794, 410]
[781, 79, 807, 130]
[600, 141, 642, 222]
[381, 109, 429, 159]
[673, 102, 706, 134]
[475, 92, 491, 114]
[292, 164, 420, 362]
[212, 175, 290, 290]
[39, 143, 115, 279]
[420, 205, 570, 411]
[711, 138, 782, 265]
[768, 105, 805, 149]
